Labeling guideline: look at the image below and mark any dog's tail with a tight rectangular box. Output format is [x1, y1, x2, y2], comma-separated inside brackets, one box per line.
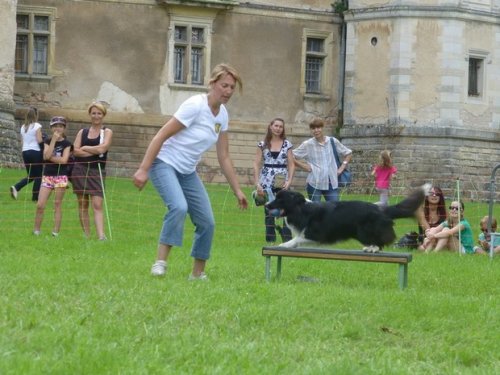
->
[383, 183, 431, 220]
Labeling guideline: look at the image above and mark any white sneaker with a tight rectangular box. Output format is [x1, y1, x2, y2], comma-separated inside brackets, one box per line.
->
[52, 232, 59, 237]
[33, 230, 41, 236]
[151, 260, 167, 276]
[188, 272, 208, 281]
[10, 186, 18, 200]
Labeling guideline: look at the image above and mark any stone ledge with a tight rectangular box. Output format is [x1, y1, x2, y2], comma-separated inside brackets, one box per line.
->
[340, 124, 500, 142]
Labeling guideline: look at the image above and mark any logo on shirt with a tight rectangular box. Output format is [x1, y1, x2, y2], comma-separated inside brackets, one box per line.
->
[214, 123, 221, 134]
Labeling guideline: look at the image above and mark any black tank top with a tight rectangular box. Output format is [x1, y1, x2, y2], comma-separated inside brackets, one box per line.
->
[75, 127, 108, 169]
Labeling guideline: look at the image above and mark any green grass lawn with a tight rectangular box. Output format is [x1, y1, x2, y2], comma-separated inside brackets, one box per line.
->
[1, 168, 499, 374]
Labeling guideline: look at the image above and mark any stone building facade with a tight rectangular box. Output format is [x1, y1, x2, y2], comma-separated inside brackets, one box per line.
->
[0, 0, 18, 163]
[342, 0, 500, 198]
[1, 0, 499, 199]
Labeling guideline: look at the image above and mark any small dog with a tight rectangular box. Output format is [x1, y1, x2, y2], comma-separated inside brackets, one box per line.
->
[266, 184, 430, 252]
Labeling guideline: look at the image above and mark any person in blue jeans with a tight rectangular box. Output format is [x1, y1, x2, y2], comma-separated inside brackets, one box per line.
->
[133, 63, 248, 280]
[293, 118, 352, 202]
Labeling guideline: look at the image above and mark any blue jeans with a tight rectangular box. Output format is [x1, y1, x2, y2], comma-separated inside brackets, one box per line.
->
[149, 160, 215, 260]
[306, 183, 339, 202]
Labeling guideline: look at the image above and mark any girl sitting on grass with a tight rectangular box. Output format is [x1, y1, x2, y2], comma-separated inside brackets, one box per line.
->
[422, 200, 475, 254]
[474, 216, 500, 254]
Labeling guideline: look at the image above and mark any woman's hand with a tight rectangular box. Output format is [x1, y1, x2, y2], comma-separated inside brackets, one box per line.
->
[235, 190, 248, 210]
[133, 168, 148, 190]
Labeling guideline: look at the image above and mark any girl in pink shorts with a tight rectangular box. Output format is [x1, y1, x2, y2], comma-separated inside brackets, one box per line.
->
[33, 116, 72, 236]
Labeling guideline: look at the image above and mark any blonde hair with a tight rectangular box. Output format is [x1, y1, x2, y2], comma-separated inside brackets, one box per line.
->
[480, 215, 497, 229]
[378, 150, 393, 167]
[209, 63, 243, 92]
[24, 106, 38, 133]
[88, 101, 107, 116]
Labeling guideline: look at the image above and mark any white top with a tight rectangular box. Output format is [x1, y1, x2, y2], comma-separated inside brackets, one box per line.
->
[293, 136, 352, 190]
[20, 122, 42, 152]
[157, 94, 229, 174]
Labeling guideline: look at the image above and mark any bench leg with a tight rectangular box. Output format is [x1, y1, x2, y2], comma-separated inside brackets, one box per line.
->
[277, 256, 282, 280]
[265, 256, 271, 281]
[398, 263, 408, 290]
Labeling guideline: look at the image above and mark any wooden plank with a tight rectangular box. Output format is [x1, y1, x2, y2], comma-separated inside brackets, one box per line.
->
[261, 246, 412, 289]
[262, 247, 412, 264]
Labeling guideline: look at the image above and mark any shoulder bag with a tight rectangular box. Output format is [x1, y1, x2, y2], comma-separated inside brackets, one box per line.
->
[330, 137, 352, 188]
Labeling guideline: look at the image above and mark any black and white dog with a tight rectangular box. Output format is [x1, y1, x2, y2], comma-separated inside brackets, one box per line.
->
[266, 184, 430, 252]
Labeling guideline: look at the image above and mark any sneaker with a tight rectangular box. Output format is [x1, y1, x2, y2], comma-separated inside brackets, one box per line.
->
[10, 186, 18, 200]
[52, 232, 59, 237]
[33, 230, 41, 236]
[151, 260, 167, 276]
[98, 236, 107, 241]
[188, 272, 209, 281]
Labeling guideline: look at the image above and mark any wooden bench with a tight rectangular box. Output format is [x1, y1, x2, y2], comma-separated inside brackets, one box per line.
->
[262, 246, 413, 290]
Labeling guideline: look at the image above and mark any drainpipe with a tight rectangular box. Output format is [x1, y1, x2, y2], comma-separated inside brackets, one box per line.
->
[336, 1, 348, 136]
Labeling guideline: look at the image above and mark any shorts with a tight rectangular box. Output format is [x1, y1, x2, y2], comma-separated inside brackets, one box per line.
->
[460, 244, 475, 254]
[42, 175, 68, 189]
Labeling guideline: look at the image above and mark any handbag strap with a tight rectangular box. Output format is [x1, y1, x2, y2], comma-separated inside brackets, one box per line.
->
[330, 137, 341, 168]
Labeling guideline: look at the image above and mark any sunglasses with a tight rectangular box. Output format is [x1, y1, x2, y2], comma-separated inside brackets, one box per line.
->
[429, 192, 441, 197]
[449, 206, 460, 211]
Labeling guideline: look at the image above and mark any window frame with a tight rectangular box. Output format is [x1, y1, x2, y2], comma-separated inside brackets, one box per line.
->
[15, 5, 56, 81]
[168, 16, 213, 90]
[466, 49, 489, 103]
[301, 29, 333, 99]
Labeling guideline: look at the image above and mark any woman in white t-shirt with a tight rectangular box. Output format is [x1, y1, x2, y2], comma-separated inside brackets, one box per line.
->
[10, 106, 44, 201]
[133, 63, 248, 280]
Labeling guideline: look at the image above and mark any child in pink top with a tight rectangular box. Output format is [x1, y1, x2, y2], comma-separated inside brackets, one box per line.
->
[371, 150, 397, 207]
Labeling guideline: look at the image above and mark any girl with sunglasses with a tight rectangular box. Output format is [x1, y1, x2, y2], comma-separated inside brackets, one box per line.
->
[417, 186, 447, 250]
[422, 201, 474, 253]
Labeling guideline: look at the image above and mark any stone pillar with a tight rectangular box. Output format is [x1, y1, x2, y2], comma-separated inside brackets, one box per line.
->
[0, 0, 19, 165]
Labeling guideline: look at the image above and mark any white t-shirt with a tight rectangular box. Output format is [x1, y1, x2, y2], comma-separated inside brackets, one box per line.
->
[20, 122, 42, 152]
[157, 94, 229, 174]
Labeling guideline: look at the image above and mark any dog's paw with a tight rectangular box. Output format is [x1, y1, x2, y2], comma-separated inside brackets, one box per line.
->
[363, 245, 380, 253]
[279, 240, 297, 248]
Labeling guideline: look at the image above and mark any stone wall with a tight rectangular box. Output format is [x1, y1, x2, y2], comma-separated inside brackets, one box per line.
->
[9, 110, 498, 201]
[340, 124, 500, 201]
[0, 0, 18, 165]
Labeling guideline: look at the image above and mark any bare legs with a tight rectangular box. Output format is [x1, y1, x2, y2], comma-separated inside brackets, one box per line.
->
[34, 186, 66, 234]
[433, 228, 460, 252]
[77, 193, 106, 239]
[420, 228, 460, 252]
